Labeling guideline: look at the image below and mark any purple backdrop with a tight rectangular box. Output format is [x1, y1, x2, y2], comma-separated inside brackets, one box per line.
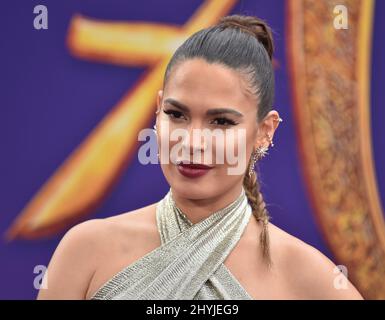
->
[0, 0, 384, 299]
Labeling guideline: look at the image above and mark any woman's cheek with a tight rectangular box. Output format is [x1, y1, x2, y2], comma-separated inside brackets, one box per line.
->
[223, 128, 250, 176]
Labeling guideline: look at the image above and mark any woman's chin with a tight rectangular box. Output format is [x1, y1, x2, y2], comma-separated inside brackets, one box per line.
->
[171, 182, 215, 200]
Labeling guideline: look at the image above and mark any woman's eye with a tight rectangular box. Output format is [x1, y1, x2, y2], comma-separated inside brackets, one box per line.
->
[211, 117, 237, 126]
[163, 110, 236, 126]
[163, 109, 185, 120]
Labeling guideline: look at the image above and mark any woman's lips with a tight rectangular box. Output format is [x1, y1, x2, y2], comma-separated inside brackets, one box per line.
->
[177, 163, 213, 178]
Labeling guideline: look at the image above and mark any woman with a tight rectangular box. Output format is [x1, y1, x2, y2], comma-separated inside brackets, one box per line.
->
[37, 15, 363, 300]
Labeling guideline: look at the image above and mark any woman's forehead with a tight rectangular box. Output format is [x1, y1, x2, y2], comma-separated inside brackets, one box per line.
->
[164, 59, 256, 112]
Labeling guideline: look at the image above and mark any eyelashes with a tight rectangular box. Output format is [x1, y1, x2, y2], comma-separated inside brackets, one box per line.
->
[162, 109, 238, 127]
[211, 117, 238, 126]
[163, 109, 186, 120]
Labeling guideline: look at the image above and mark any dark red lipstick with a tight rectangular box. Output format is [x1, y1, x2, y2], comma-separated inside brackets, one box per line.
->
[177, 162, 213, 178]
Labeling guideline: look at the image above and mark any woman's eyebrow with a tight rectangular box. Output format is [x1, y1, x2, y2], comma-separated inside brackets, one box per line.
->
[163, 98, 244, 118]
[206, 108, 243, 117]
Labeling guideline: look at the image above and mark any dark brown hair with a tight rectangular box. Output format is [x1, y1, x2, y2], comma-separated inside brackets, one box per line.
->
[163, 14, 275, 267]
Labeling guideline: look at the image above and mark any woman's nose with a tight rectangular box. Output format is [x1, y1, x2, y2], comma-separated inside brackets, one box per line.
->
[181, 123, 208, 155]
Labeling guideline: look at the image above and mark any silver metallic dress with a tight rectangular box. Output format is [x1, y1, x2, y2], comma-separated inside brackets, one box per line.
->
[91, 187, 253, 300]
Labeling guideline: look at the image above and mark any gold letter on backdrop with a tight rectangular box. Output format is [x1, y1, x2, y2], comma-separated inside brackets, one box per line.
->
[6, 0, 237, 240]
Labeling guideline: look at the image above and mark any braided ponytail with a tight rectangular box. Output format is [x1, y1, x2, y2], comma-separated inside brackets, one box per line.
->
[243, 160, 272, 267]
[220, 15, 274, 267]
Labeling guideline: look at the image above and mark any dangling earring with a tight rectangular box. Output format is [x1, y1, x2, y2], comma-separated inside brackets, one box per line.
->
[249, 131, 275, 176]
[249, 146, 269, 177]
[248, 150, 258, 177]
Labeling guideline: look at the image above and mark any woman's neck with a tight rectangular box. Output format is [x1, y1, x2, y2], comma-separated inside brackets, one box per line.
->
[170, 184, 244, 224]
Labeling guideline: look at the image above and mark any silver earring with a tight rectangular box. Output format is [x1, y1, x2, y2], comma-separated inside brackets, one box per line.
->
[249, 132, 275, 176]
[249, 146, 269, 176]
[248, 151, 257, 177]
[255, 145, 269, 161]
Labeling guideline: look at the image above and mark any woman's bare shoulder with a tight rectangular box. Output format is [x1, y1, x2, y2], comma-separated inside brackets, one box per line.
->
[37, 203, 159, 300]
[268, 223, 364, 300]
[69, 202, 159, 247]
[36, 218, 110, 299]
[106, 202, 158, 228]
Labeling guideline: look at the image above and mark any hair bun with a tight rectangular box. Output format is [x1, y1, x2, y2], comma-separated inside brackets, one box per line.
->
[219, 15, 274, 60]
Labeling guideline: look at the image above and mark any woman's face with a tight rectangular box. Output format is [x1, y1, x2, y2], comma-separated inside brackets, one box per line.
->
[155, 58, 278, 200]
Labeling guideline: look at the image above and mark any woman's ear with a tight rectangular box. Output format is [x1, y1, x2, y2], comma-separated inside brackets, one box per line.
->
[156, 90, 163, 114]
[254, 110, 281, 148]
